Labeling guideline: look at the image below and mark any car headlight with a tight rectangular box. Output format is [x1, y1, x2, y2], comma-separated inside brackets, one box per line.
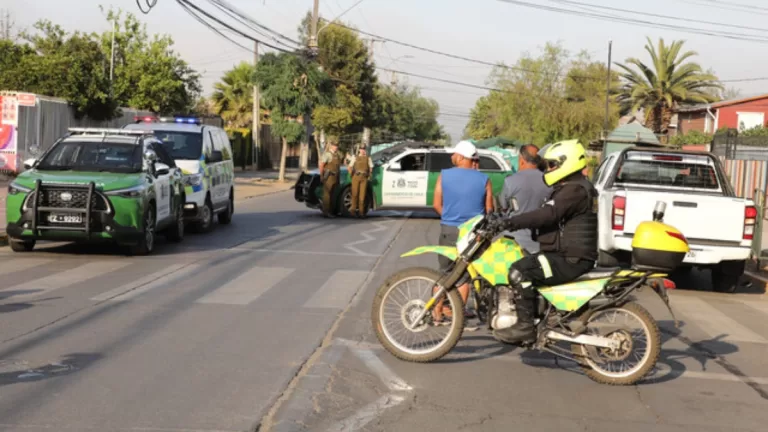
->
[183, 173, 203, 187]
[104, 184, 146, 198]
[8, 181, 32, 195]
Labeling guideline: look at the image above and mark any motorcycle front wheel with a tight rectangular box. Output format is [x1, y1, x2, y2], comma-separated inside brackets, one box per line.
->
[372, 267, 464, 362]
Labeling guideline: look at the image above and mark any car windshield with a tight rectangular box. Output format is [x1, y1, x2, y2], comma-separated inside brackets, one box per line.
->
[36, 140, 142, 173]
[615, 159, 719, 189]
[150, 131, 203, 160]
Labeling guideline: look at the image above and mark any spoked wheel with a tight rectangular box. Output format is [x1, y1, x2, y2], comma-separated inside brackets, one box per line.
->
[570, 302, 660, 385]
[372, 267, 464, 363]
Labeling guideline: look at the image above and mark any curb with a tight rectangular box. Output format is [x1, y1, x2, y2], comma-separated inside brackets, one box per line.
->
[235, 185, 293, 202]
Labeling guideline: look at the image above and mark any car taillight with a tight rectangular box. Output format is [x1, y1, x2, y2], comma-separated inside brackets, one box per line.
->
[612, 196, 626, 230]
[744, 205, 757, 240]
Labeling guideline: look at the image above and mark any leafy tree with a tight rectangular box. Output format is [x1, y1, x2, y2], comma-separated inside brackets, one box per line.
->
[254, 52, 333, 181]
[373, 83, 445, 142]
[299, 15, 378, 147]
[464, 42, 618, 146]
[99, 7, 201, 114]
[615, 37, 722, 134]
[211, 61, 257, 129]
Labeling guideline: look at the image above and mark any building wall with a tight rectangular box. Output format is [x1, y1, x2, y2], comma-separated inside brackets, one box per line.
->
[717, 98, 768, 130]
[677, 111, 707, 134]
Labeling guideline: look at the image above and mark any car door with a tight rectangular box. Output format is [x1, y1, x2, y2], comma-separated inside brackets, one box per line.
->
[207, 128, 228, 208]
[425, 151, 454, 206]
[148, 143, 173, 224]
[476, 154, 509, 199]
[381, 150, 429, 207]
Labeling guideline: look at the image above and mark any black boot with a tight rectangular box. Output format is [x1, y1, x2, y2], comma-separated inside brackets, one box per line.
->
[493, 294, 537, 344]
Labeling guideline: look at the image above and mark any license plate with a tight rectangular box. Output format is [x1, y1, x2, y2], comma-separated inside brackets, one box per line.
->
[48, 214, 82, 224]
[686, 250, 696, 258]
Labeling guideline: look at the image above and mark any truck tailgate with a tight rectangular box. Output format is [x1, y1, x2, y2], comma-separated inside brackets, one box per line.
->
[623, 191, 744, 242]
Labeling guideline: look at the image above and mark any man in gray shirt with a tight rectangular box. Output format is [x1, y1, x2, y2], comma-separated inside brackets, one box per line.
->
[499, 144, 552, 253]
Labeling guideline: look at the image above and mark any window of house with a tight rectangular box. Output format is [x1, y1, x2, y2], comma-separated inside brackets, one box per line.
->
[737, 112, 764, 132]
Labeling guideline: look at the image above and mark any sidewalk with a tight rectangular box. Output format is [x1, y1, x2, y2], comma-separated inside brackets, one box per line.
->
[0, 171, 297, 247]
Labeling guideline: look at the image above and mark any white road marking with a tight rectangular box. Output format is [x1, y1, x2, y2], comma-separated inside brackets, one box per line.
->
[232, 248, 381, 258]
[90, 263, 197, 302]
[0, 261, 132, 300]
[303, 270, 370, 310]
[0, 258, 55, 277]
[670, 295, 768, 344]
[196, 266, 293, 305]
[739, 299, 768, 316]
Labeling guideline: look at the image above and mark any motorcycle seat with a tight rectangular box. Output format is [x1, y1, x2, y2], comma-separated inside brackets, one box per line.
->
[574, 266, 622, 282]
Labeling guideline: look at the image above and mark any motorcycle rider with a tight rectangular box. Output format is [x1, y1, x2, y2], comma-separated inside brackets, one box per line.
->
[490, 139, 598, 344]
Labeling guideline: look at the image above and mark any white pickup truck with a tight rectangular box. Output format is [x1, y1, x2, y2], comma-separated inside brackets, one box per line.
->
[593, 146, 756, 293]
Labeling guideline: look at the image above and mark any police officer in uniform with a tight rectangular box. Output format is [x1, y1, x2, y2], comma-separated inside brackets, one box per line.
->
[319, 142, 343, 218]
[347, 146, 373, 218]
[490, 139, 598, 344]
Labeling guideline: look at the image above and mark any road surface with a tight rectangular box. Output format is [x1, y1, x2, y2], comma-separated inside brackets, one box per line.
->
[1, 191, 767, 432]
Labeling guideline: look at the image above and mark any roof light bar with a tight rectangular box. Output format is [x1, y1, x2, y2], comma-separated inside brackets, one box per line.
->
[134, 115, 159, 123]
[157, 116, 201, 125]
[68, 127, 151, 135]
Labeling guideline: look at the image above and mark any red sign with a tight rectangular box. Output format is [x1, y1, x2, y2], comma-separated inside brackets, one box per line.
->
[16, 93, 36, 107]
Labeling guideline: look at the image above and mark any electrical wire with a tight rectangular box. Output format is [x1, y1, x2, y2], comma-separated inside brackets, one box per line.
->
[136, 0, 158, 14]
[206, 0, 301, 48]
[176, 0, 253, 52]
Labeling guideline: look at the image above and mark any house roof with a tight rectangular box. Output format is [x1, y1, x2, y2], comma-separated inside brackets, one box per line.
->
[675, 93, 768, 113]
[605, 123, 662, 145]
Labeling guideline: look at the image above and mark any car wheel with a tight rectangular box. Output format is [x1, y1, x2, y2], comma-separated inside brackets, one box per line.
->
[131, 204, 156, 256]
[218, 191, 234, 225]
[193, 197, 215, 233]
[166, 200, 185, 243]
[10, 239, 35, 252]
[712, 260, 746, 293]
[338, 187, 353, 217]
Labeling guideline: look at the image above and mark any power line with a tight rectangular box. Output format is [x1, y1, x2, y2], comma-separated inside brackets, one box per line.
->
[550, 0, 768, 34]
[497, 0, 768, 43]
[206, 0, 301, 48]
[177, 0, 253, 52]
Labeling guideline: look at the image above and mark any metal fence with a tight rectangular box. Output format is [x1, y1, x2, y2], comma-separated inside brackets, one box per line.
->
[1, 91, 154, 174]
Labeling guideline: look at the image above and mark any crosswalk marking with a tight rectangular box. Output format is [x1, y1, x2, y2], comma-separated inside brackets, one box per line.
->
[195, 266, 293, 305]
[90, 263, 199, 302]
[0, 258, 55, 277]
[672, 295, 768, 344]
[740, 299, 768, 316]
[303, 270, 369, 309]
[0, 261, 132, 300]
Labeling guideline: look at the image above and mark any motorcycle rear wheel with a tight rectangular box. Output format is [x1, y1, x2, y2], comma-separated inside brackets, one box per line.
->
[372, 267, 465, 362]
[570, 302, 661, 385]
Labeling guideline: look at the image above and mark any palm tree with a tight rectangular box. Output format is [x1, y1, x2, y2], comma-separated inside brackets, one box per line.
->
[615, 37, 722, 133]
[211, 62, 256, 129]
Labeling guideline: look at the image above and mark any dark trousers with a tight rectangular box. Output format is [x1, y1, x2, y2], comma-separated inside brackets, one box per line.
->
[509, 252, 595, 298]
[438, 224, 459, 271]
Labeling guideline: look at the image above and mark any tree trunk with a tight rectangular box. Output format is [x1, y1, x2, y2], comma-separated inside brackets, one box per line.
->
[314, 130, 323, 165]
[300, 113, 310, 172]
[650, 105, 664, 134]
[661, 105, 674, 134]
[278, 137, 288, 182]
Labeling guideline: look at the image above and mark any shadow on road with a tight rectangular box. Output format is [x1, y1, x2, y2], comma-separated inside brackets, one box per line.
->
[0, 353, 102, 387]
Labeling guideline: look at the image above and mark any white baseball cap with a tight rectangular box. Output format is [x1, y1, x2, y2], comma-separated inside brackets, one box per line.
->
[447, 140, 478, 159]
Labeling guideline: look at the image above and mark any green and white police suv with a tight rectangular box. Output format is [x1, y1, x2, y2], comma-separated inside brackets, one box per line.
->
[124, 116, 235, 233]
[5, 128, 186, 255]
[294, 142, 517, 216]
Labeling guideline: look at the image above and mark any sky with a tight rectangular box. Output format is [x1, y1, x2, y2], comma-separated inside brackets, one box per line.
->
[4, 0, 768, 143]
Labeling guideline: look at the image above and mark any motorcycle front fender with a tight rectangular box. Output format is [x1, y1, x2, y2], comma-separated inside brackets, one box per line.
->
[401, 245, 458, 261]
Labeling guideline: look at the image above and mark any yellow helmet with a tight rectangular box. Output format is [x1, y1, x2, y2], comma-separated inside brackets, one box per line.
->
[541, 139, 587, 186]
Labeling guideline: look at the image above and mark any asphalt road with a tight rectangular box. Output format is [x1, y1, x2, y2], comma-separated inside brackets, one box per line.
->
[2, 192, 768, 432]
[0, 191, 407, 432]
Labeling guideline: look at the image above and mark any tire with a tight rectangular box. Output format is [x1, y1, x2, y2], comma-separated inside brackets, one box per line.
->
[570, 302, 661, 386]
[338, 185, 372, 217]
[712, 260, 745, 294]
[371, 267, 464, 363]
[193, 196, 215, 233]
[218, 191, 234, 225]
[598, 250, 621, 267]
[165, 200, 185, 243]
[130, 204, 156, 256]
[10, 239, 35, 252]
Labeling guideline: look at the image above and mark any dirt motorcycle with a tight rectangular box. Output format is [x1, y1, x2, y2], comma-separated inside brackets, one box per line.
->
[371, 199, 689, 385]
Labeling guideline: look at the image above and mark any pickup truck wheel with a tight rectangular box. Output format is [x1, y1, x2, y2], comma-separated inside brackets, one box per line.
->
[10, 239, 35, 252]
[712, 260, 746, 294]
[130, 205, 156, 256]
[598, 250, 621, 267]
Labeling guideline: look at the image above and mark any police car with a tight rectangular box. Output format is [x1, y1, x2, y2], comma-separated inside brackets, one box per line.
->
[294, 142, 517, 216]
[125, 116, 235, 233]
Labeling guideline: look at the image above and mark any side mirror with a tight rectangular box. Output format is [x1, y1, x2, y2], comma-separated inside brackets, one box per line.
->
[23, 158, 37, 169]
[145, 150, 157, 162]
[155, 162, 170, 177]
[207, 150, 223, 163]
[29, 145, 42, 157]
[388, 161, 402, 171]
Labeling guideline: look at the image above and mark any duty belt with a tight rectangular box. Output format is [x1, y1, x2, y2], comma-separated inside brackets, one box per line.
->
[354, 172, 368, 176]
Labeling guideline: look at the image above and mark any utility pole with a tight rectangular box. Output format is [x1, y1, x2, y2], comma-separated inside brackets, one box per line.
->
[603, 40, 613, 133]
[109, 18, 116, 83]
[309, 0, 320, 52]
[252, 40, 260, 171]
[362, 37, 381, 151]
